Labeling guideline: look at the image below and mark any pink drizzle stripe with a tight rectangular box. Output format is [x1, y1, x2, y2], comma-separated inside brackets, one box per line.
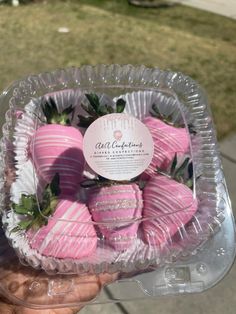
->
[30, 124, 85, 195]
[143, 117, 189, 172]
[88, 184, 143, 251]
[143, 175, 197, 246]
[28, 199, 97, 259]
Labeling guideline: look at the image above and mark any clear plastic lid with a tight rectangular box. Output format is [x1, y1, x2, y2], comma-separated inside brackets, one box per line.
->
[0, 65, 235, 309]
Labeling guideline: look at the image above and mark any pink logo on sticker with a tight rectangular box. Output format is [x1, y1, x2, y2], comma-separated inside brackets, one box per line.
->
[113, 130, 123, 141]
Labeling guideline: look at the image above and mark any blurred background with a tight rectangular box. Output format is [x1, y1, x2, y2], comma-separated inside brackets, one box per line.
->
[0, 0, 235, 139]
[0, 1, 235, 313]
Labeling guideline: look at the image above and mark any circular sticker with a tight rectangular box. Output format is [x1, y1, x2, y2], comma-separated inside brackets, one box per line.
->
[83, 114, 154, 181]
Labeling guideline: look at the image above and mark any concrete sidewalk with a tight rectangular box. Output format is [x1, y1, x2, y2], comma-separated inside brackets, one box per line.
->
[177, 0, 236, 19]
[80, 134, 236, 314]
[129, 0, 236, 19]
[220, 134, 236, 208]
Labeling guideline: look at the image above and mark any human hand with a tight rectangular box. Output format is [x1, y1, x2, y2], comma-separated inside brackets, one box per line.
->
[0, 260, 117, 314]
[0, 123, 118, 313]
[1, 170, 116, 312]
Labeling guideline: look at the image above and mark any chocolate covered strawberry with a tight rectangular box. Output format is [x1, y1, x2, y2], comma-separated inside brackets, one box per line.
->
[28, 199, 97, 259]
[82, 178, 143, 251]
[142, 156, 198, 246]
[12, 174, 97, 259]
[143, 104, 191, 175]
[30, 97, 85, 196]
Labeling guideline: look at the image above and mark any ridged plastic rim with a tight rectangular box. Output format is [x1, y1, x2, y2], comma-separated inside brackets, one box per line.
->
[0, 65, 227, 273]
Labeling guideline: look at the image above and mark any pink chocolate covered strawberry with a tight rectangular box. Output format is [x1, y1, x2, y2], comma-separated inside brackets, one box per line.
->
[142, 156, 198, 246]
[12, 174, 97, 259]
[30, 97, 85, 196]
[28, 199, 97, 259]
[83, 178, 143, 251]
[143, 104, 191, 175]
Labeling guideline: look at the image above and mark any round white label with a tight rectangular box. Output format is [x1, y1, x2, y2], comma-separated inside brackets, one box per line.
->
[83, 113, 154, 181]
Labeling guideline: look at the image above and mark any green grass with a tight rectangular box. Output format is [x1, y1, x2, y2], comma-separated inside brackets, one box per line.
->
[0, 0, 235, 139]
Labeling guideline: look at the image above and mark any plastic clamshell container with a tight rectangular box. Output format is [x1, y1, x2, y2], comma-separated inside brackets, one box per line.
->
[0, 65, 235, 309]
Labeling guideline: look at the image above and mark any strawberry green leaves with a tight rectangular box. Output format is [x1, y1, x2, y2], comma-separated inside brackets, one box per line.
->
[48, 172, 61, 197]
[150, 103, 196, 134]
[42, 97, 74, 126]
[150, 103, 175, 126]
[188, 123, 197, 135]
[81, 174, 144, 189]
[12, 195, 34, 215]
[78, 93, 126, 128]
[84, 93, 100, 112]
[171, 155, 190, 180]
[170, 153, 178, 176]
[156, 154, 194, 189]
[116, 98, 126, 113]
[42, 93, 126, 128]
[12, 173, 61, 232]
